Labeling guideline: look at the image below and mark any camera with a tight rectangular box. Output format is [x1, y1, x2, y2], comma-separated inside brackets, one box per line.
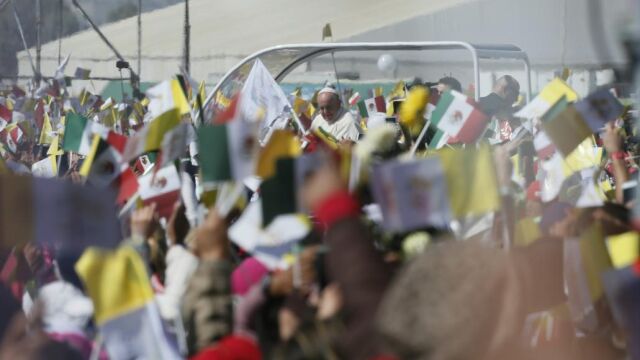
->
[116, 60, 130, 70]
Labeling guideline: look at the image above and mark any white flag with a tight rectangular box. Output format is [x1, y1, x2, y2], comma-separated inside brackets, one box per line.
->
[240, 59, 292, 126]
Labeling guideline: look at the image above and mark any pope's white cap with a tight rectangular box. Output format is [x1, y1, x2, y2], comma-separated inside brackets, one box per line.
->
[318, 87, 339, 95]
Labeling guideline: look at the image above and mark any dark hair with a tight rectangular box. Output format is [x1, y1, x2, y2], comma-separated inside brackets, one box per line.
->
[438, 77, 462, 92]
[173, 204, 190, 245]
[501, 75, 520, 94]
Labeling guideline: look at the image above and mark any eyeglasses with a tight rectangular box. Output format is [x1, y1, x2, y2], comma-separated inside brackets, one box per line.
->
[319, 104, 338, 111]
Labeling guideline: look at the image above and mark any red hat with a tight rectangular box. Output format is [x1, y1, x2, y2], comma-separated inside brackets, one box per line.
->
[190, 335, 261, 360]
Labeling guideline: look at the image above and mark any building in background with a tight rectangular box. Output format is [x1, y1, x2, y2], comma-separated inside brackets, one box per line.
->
[16, 0, 630, 98]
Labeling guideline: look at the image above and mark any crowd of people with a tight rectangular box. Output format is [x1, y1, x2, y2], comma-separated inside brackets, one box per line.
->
[0, 58, 639, 360]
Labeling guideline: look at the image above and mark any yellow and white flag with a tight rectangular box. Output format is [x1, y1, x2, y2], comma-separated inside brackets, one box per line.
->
[76, 246, 181, 359]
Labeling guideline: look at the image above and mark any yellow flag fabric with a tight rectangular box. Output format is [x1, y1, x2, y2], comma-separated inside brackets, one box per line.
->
[171, 79, 191, 116]
[542, 106, 592, 157]
[322, 23, 332, 40]
[144, 111, 181, 151]
[215, 91, 231, 109]
[75, 246, 154, 325]
[510, 153, 522, 183]
[197, 80, 207, 106]
[47, 135, 64, 156]
[39, 113, 54, 145]
[399, 86, 429, 137]
[50, 156, 58, 175]
[388, 80, 406, 100]
[146, 79, 191, 120]
[539, 78, 579, 103]
[514, 217, 541, 247]
[99, 97, 115, 112]
[100, 107, 118, 129]
[607, 232, 639, 268]
[256, 130, 302, 179]
[79, 89, 90, 106]
[79, 134, 101, 177]
[293, 97, 315, 119]
[438, 145, 501, 218]
[579, 224, 612, 301]
[290, 87, 302, 98]
[562, 137, 602, 175]
[312, 127, 339, 150]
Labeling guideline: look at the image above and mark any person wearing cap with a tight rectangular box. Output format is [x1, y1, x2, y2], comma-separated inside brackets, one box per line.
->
[311, 87, 361, 142]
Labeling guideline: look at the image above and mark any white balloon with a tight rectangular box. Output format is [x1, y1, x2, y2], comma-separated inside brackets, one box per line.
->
[377, 54, 397, 73]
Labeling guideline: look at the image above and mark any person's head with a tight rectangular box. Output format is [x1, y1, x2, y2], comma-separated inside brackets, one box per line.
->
[376, 241, 524, 359]
[437, 76, 462, 94]
[493, 75, 520, 105]
[317, 88, 341, 123]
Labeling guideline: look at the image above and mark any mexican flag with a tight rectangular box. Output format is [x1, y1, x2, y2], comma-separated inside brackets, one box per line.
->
[80, 135, 126, 188]
[197, 96, 258, 183]
[260, 158, 297, 226]
[430, 90, 488, 144]
[138, 165, 181, 218]
[261, 152, 324, 226]
[116, 168, 139, 205]
[62, 113, 108, 155]
[255, 130, 302, 179]
[427, 125, 450, 150]
[357, 96, 385, 118]
[0, 124, 23, 153]
[0, 103, 11, 131]
[348, 92, 361, 106]
[103, 131, 128, 154]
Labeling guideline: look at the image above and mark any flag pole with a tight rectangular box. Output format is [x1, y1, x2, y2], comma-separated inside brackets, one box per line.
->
[182, 0, 191, 74]
[11, 3, 38, 81]
[69, 0, 141, 97]
[330, 52, 346, 108]
[137, 0, 142, 77]
[35, 0, 42, 85]
[58, 0, 63, 65]
[410, 120, 431, 156]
